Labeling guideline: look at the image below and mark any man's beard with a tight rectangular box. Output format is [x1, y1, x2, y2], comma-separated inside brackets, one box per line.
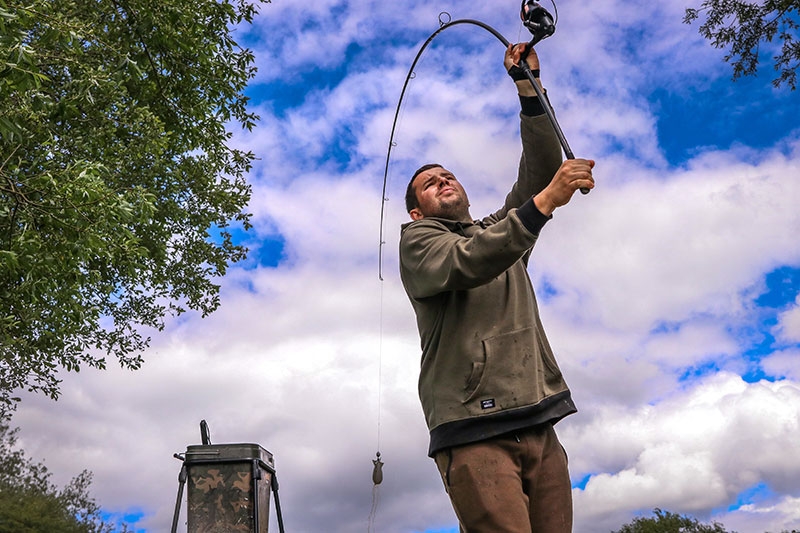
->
[434, 195, 470, 221]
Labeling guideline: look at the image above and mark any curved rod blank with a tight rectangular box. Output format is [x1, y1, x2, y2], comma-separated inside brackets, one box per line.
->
[378, 18, 574, 280]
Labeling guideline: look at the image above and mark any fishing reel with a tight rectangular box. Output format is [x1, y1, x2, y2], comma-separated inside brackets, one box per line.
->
[520, 0, 556, 45]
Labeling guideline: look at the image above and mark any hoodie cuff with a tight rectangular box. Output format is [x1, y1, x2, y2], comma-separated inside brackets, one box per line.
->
[517, 197, 552, 235]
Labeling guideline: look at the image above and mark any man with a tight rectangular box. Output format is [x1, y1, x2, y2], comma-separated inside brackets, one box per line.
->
[399, 42, 595, 533]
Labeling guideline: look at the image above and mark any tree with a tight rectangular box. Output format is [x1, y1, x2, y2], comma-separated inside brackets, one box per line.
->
[612, 508, 800, 533]
[0, 415, 132, 532]
[1, 0, 267, 407]
[684, 0, 800, 89]
[613, 508, 730, 533]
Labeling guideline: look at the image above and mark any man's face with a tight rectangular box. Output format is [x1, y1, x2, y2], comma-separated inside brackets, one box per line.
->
[409, 167, 471, 222]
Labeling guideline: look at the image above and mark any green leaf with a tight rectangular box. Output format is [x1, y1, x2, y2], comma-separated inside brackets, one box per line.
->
[1, 0, 265, 406]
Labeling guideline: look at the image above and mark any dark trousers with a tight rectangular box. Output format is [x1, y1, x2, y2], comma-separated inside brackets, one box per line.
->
[433, 423, 572, 533]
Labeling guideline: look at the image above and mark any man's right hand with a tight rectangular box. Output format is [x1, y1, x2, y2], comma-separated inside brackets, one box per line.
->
[505, 43, 542, 97]
[533, 159, 595, 216]
[504, 43, 540, 71]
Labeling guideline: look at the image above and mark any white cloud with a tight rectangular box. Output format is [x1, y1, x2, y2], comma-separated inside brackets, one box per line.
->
[761, 348, 800, 381]
[531, 140, 800, 332]
[719, 495, 800, 533]
[775, 295, 800, 343]
[567, 374, 800, 532]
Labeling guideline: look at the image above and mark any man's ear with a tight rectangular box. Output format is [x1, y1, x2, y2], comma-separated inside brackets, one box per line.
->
[409, 208, 424, 221]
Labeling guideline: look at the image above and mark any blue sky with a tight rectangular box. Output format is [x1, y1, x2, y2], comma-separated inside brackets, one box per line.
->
[12, 1, 800, 532]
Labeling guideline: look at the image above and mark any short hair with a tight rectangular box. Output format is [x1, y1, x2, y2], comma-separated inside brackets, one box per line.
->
[405, 163, 442, 213]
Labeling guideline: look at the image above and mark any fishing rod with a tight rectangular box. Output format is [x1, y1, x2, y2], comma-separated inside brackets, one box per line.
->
[378, 0, 584, 280]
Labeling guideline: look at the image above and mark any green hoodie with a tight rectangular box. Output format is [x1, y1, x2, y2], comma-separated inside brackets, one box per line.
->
[400, 113, 577, 456]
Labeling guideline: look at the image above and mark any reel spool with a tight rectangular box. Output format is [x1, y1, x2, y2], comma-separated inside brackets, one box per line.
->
[520, 0, 556, 46]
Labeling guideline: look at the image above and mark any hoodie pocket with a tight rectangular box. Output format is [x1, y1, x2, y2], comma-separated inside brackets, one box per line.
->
[461, 327, 542, 413]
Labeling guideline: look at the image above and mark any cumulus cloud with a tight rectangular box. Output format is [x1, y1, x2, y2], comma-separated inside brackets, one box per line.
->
[775, 295, 800, 343]
[568, 374, 800, 531]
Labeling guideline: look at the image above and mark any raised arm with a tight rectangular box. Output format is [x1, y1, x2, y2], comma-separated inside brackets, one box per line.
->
[485, 43, 562, 223]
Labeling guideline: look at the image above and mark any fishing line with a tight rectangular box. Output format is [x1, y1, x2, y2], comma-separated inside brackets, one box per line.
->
[369, 258, 385, 532]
